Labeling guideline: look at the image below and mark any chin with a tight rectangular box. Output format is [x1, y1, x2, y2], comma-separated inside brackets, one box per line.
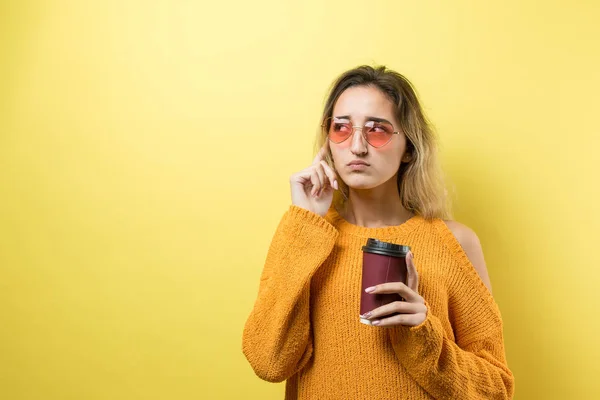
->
[342, 174, 381, 190]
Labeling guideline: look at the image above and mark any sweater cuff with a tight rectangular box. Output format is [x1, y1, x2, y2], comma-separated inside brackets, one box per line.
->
[286, 205, 338, 236]
[388, 301, 444, 358]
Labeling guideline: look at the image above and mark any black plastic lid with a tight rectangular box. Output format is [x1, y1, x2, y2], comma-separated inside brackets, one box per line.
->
[361, 238, 410, 257]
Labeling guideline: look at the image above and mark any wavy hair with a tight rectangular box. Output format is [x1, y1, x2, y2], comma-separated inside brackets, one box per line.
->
[314, 65, 452, 220]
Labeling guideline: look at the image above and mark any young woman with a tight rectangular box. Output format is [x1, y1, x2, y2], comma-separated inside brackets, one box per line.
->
[242, 65, 514, 399]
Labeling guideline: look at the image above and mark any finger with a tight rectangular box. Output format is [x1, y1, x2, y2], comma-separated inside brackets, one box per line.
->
[290, 166, 317, 186]
[361, 300, 426, 320]
[406, 251, 419, 293]
[370, 312, 427, 327]
[320, 160, 338, 190]
[314, 164, 327, 195]
[312, 141, 330, 165]
[365, 282, 423, 304]
[309, 170, 321, 196]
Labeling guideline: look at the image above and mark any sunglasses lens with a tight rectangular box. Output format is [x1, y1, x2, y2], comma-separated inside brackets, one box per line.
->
[326, 118, 352, 143]
[365, 121, 394, 147]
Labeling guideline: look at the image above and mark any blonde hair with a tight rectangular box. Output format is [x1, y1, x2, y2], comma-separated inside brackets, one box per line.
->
[314, 65, 452, 220]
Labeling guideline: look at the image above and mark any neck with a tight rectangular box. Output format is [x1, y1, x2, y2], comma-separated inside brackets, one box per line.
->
[339, 182, 414, 228]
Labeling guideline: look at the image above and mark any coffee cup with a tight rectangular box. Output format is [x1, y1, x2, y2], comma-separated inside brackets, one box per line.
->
[360, 238, 410, 325]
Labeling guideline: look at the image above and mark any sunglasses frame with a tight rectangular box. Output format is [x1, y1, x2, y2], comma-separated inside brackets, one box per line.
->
[321, 117, 401, 148]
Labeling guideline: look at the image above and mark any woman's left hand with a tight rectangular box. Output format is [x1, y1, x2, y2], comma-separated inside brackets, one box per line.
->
[361, 251, 428, 327]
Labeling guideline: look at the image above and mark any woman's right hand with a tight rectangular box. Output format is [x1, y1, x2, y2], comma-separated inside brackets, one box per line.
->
[290, 141, 339, 217]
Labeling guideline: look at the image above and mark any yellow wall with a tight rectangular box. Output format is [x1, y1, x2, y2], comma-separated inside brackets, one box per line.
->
[1, 1, 598, 399]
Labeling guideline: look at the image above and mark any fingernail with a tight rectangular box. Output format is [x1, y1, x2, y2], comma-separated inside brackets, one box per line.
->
[372, 320, 381, 326]
[362, 312, 372, 318]
[334, 180, 338, 190]
[365, 286, 376, 293]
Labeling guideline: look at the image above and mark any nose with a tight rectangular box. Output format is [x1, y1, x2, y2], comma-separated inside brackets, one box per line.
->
[350, 125, 368, 156]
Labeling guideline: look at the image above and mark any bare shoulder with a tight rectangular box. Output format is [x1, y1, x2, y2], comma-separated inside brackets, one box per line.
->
[443, 220, 493, 294]
[443, 220, 480, 249]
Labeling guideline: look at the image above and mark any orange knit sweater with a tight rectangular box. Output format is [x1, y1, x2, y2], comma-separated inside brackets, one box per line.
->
[242, 205, 514, 399]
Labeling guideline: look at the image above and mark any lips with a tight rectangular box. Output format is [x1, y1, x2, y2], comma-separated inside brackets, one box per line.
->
[347, 160, 370, 166]
[348, 161, 369, 171]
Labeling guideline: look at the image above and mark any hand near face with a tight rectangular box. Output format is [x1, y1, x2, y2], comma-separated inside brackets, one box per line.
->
[290, 141, 338, 217]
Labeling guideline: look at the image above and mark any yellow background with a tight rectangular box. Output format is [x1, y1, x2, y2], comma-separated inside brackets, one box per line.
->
[1, 1, 599, 399]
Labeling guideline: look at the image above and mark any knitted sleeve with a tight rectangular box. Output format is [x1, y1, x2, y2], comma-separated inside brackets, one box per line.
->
[388, 221, 515, 399]
[242, 205, 339, 383]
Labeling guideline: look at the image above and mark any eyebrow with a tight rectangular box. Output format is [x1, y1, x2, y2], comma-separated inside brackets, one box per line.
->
[333, 115, 392, 124]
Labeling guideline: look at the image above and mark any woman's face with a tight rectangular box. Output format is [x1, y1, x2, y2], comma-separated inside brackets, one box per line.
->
[329, 85, 410, 191]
